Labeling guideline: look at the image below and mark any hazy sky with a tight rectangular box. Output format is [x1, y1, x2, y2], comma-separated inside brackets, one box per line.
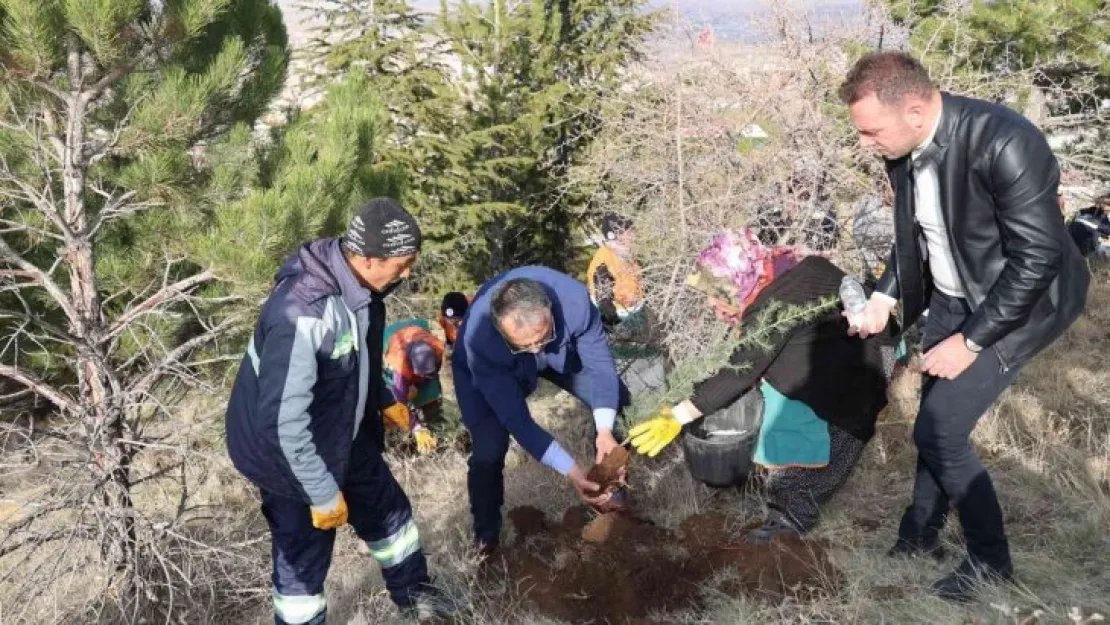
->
[277, 0, 865, 44]
[286, 0, 862, 14]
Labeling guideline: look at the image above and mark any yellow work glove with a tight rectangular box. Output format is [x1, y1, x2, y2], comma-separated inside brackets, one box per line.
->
[382, 402, 411, 431]
[413, 427, 438, 455]
[629, 406, 682, 457]
[310, 492, 348, 530]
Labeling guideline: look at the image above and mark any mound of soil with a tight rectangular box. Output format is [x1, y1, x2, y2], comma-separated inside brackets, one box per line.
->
[493, 505, 841, 624]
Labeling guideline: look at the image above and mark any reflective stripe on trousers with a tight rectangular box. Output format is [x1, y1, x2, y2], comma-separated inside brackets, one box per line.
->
[273, 589, 326, 625]
[367, 518, 421, 568]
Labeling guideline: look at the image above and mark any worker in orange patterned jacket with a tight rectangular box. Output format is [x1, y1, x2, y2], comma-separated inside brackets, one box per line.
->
[586, 213, 645, 330]
[382, 319, 445, 454]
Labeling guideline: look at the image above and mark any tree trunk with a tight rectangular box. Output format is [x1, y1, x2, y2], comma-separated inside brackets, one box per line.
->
[63, 36, 137, 574]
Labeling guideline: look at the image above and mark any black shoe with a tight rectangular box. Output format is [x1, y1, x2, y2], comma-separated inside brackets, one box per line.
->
[403, 582, 464, 623]
[748, 514, 801, 545]
[930, 559, 1012, 603]
[888, 537, 947, 561]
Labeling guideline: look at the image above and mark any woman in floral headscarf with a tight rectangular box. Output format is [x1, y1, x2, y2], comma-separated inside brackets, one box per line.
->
[629, 227, 902, 542]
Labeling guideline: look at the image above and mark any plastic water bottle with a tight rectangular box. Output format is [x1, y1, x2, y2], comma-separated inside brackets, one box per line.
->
[839, 275, 868, 330]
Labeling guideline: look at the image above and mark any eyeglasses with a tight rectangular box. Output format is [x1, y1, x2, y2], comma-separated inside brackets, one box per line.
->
[502, 320, 556, 355]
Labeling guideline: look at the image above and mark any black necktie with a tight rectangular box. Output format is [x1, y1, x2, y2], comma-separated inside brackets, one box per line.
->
[894, 160, 926, 321]
[913, 143, 941, 172]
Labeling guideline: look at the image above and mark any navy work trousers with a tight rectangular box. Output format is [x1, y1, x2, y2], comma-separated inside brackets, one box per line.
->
[263, 428, 428, 625]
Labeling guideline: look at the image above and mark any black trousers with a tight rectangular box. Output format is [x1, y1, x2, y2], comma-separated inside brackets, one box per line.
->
[898, 291, 1020, 572]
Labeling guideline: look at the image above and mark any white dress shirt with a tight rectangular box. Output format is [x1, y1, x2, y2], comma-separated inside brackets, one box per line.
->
[912, 107, 964, 297]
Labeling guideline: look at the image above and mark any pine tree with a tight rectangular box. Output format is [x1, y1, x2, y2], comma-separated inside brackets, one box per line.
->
[306, 0, 661, 290]
[881, 0, 1110, 101]
[303, 0, 475, 291]
[438, 0, 661, 282]
[0, 1, 397, 617]
[196, 73, 403, 297]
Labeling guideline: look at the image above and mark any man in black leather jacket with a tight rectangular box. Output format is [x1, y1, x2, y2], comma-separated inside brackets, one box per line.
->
[838, 52, 1090, 602]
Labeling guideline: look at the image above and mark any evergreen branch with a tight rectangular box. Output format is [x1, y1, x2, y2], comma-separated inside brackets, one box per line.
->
[128, 314, 247, 400]
[0, 364, 79, 415]
[626, 295, 840, 423]
[0, 236, 79, 326]
[732, 296, 839, 357]
[86, 190, 157, 237]
[0, 154, 73, 240]
[82, 45, 153, 103]
[102, 270, 216, 345]
[0, 311, 78, 344]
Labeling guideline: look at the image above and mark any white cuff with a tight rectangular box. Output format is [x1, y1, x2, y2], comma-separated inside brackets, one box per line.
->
[593, 408, 617, 432]
[540, 441, 575, 476]
[671, 403, 698, 425]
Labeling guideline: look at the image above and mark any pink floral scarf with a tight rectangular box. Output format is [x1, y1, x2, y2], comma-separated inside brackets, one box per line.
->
[691, 228, 800, 324]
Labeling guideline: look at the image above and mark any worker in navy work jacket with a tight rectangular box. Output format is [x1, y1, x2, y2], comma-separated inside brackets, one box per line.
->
[452, 267, 631, 553]
[225, 198, 457, 624]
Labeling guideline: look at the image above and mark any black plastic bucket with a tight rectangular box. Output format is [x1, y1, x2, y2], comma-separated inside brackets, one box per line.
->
[681, 388, 763, 488]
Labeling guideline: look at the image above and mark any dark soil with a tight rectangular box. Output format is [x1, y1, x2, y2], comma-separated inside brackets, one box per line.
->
[586, 446, 630, 514]
[586, 446, 630, 493]
[491, 504, 842, 625]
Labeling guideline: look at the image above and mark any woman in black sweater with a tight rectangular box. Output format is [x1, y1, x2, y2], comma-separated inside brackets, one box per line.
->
[630, 228, 901, 542]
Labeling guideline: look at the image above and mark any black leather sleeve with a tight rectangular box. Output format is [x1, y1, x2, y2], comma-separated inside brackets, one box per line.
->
[962, 131, 1063, 348]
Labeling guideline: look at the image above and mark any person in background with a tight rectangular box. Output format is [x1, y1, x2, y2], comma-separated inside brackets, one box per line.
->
[225, 198, 457, 624]
[629, 228, 900, 544]
[452, 267, 631, 553]
[840, 52, 1089, 601]
[382, 318, 446, 455]
[1067, 193, 1110, 259]
[437, 291, 471, 348]
[587, 213, 645, 329]
[587, 213, 668, 396]
[758, 169, 839, 252]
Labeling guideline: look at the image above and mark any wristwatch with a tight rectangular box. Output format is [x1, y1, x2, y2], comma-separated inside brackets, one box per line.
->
[964, 337, 983, 353]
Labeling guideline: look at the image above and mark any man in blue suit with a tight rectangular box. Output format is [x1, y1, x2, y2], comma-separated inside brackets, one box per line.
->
[452, 267, 631, 551]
